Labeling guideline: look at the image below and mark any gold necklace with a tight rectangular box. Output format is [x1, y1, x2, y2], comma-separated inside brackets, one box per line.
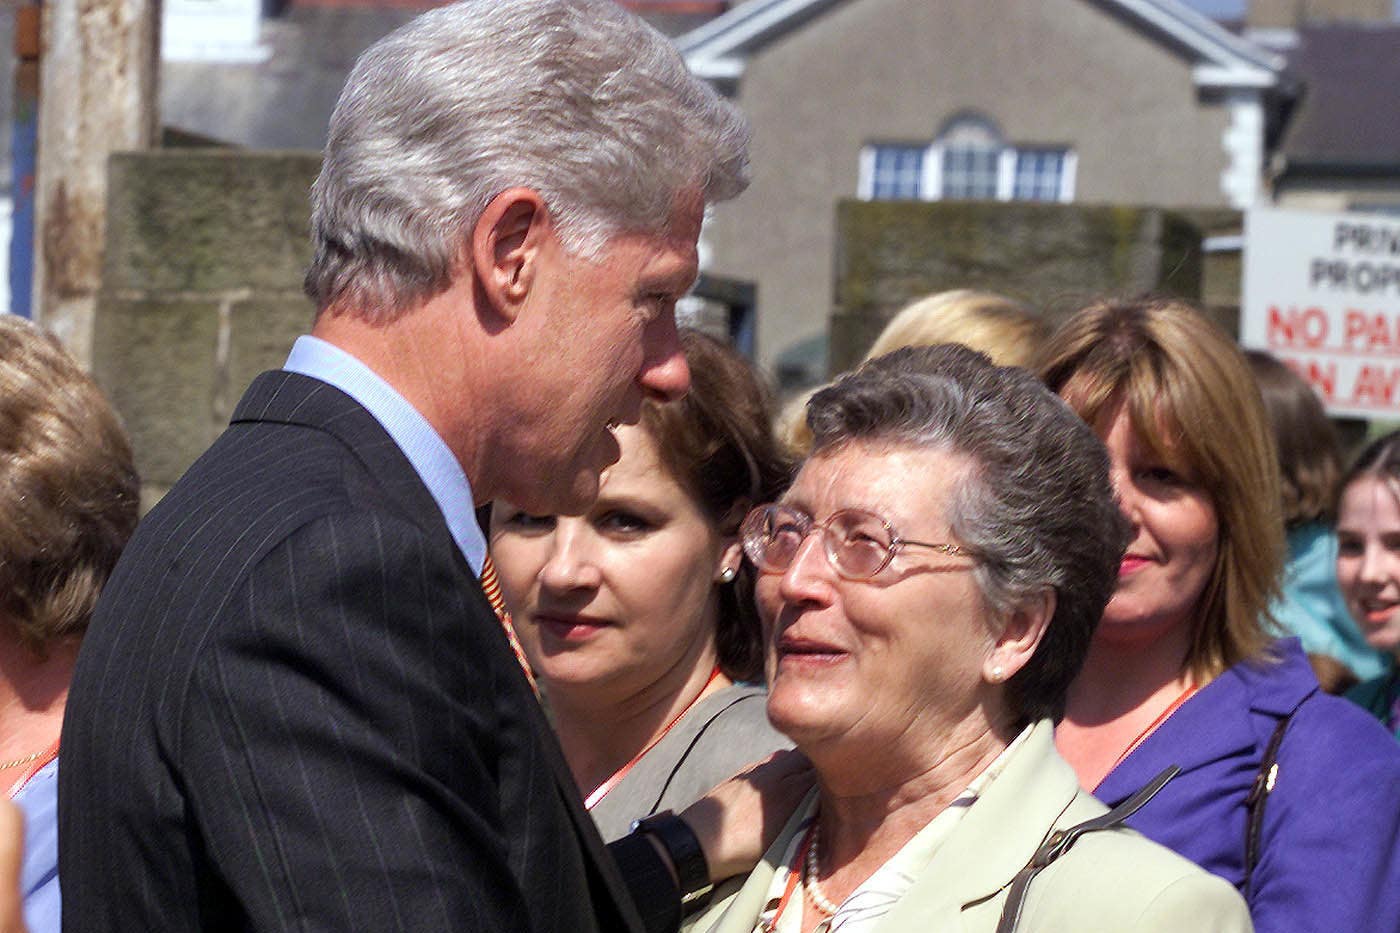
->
[0, 748, 49, 770]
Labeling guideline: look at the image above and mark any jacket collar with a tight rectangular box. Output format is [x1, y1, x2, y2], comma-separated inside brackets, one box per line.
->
[701, 720, 1078, 932]
[232, 370, 453, 548]
[1095, 638, 1316, 805]
[880, 720, 1078, 926]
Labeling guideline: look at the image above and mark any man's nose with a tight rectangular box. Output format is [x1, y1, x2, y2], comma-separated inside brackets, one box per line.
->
[639, 312, 690, 403]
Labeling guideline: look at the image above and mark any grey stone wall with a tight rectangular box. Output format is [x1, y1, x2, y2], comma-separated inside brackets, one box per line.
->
[94, 149, 320, 506]
[829, 200, 1204, 374]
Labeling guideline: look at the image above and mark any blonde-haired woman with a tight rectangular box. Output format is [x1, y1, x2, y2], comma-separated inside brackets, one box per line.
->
[863, 288, 1045, 366]
[1039, 298, 1400, 933]
[778, 289, 1044, 456]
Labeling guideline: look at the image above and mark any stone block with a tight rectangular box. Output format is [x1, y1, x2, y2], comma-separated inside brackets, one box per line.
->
[224, 295, 316, 420]
[831, 200, 1204, 370]
[104, 149, 321, 294]
[828, 311, 891, 376]
[92, 295, 222, 488]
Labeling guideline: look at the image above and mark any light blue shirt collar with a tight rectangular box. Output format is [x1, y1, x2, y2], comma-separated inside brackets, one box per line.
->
[284, 335, 486, 574]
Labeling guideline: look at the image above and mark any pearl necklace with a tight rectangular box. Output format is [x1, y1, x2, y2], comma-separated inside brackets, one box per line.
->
[803, 823, 843, 917]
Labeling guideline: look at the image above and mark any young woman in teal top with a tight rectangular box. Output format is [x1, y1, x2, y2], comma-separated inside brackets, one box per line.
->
[1335, 431, 1400, 736]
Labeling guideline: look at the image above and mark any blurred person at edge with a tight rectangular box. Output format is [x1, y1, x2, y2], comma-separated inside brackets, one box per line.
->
[0, 315, 140, 933]
[1040, 298, 1400, 933]
[776, 289, 1046, 458]
[1, 802, 28, 933]
[1246, 349, 1386, 690]
[1335, 430, 1400, 734]
[689, 345, 1249, 933]
[56, 3, 809, 932]
[490, 329, 793, 842]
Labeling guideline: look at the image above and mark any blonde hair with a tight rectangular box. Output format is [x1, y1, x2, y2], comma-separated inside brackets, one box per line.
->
[863, 289, 1046, 367]
[1036, 298, 1283, 681]
[779, 290, 1045, 458]
[0, 316, 139, 653]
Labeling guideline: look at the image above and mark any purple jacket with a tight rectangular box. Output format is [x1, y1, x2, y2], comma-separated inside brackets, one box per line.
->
[1095, 638, 1400, 933]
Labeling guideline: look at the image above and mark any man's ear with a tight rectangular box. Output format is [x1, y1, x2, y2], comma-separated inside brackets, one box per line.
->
[470, 187, 550, 325]
[983, 588, 1055, 685]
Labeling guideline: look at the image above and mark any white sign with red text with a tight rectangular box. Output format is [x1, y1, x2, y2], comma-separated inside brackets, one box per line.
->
[1242, 206, 1400, 420]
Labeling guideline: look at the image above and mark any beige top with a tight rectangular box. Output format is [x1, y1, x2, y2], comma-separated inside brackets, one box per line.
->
[687, 719, 1252, 933]
[752, 727, 1030, 933]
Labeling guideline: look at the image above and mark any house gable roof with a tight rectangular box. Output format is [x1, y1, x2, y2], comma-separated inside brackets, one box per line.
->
[677, 0, 1285, 89]
[1275, 22, 1400, 171]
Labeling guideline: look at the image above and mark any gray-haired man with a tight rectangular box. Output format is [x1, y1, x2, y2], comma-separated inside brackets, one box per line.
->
[59, 3, 792, 931]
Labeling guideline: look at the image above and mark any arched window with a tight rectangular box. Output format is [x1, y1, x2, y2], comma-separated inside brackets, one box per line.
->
[936, 114, 1002, 200]
[860, 112, 1075, 204]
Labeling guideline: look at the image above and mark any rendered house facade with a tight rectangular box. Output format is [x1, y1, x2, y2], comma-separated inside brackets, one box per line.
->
[678, 0, 1289, 381]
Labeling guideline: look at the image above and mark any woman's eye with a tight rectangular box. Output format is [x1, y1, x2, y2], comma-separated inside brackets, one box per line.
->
[599, 510, 654, 534]
[1137, 466, 1181, 486]
[1337, 535, 1363, 556]
[501, 511, 555, 532]
[844, 530, 884, 548]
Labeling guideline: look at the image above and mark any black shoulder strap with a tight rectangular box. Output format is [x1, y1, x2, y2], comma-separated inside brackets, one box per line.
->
[644, 693, 759, 816]
[1243, 711, 1294, 899]
[995, 765, 1180, 933]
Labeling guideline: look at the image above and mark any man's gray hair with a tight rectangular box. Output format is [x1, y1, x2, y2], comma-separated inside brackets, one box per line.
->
[806, 344, 1130, 723]
[304, 0, 750, 320]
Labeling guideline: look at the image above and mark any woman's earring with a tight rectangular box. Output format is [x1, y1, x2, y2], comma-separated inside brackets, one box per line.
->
[719, 566, 737, 584]
[989, 666, 1004, 683]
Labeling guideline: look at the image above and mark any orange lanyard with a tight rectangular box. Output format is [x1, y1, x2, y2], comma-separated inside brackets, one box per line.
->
[5, 737, 60, 800]
[1111, 683, 1198, 771]
[584, 665, 723, 810]
[762, 822, 818, 932]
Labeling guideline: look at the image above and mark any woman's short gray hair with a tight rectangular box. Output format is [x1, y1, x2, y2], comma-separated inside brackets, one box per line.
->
[807, 344, 1130, 723]
[305, 0, 750, 320]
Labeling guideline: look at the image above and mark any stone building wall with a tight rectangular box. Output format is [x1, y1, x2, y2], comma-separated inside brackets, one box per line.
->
[94, 149, 320, 507]
[829, 200, 1207, 374]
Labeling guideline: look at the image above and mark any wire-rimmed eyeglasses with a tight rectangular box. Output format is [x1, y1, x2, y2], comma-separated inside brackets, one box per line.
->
[740, 504, 972, 582]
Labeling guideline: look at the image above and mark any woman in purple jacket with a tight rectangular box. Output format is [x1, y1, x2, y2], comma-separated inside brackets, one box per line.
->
[1038, 298, 1400, 933]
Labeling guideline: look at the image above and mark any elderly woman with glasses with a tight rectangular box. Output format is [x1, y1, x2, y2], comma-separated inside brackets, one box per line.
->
[687, 344, 1248, 933]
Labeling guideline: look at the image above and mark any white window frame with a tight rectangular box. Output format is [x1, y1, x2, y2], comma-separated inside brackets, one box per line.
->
[859, 141, 1076, 204]
[1009, 148, 1075, 203]
[860, 143, 928, 201]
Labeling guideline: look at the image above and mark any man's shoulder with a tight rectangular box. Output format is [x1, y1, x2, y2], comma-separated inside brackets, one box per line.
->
[81, 390, 443, 684]
[149, 373, 420, 546]
[139, 415, 379, 563]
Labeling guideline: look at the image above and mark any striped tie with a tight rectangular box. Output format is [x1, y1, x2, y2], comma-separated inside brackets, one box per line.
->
[480, 553, 541, 699]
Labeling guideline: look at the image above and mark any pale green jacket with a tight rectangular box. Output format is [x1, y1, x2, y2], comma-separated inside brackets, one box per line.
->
[687, 719, 1251, 933]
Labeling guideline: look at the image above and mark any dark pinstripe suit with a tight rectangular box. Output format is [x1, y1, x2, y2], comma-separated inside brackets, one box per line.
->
[59, 371, 677, 932]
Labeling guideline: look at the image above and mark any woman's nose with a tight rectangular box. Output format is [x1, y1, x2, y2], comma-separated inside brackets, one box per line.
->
[776, 531, 837, 606]
[538, 524, 602, 591]
[1111, 471, 1143, 528]
[1358, 542, 1388, 586]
